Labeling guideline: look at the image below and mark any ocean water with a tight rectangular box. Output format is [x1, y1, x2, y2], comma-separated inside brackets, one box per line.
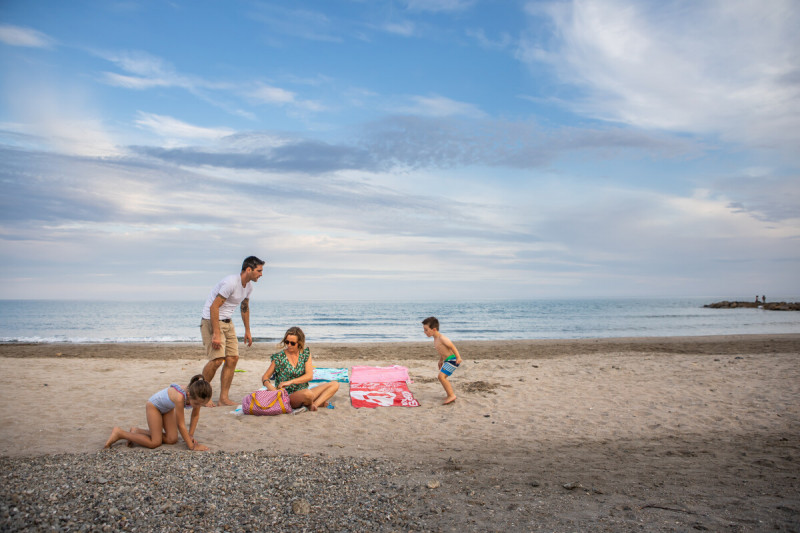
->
[1, 298, 799, 344]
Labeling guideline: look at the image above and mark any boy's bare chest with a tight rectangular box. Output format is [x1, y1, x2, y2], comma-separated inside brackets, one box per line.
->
[433, 339, 450, 356]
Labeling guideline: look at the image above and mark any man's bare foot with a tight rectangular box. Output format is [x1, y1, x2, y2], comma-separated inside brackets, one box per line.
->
[104, 427, 123, 448]
[443, 395, 457, 405]
[217, 397, 237, 407]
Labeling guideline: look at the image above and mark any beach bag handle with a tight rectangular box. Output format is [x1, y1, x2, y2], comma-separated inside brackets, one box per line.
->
[244, 389, 291, 415]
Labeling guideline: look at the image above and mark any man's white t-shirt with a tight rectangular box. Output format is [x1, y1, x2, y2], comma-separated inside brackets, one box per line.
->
[202, 274, 254, 320]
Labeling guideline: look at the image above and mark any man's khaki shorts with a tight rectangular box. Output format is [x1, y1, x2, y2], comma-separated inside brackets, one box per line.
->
[200, 319, 239, 360]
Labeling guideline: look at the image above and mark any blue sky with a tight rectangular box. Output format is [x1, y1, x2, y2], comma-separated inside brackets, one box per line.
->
[1, 0, 798, 301]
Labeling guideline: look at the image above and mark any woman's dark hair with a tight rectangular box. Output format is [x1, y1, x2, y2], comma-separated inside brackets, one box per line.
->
[187, 374, 212, 402]
[281, 326, 306, 351]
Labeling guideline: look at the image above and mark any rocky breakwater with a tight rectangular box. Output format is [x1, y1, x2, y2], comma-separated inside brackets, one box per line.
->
[704, 301, 800, 311]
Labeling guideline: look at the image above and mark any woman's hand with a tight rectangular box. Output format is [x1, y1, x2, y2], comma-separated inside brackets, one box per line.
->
[277, 380, 292, 389]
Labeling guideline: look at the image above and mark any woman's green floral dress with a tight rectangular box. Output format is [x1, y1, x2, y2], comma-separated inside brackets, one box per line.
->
[270, 347, 310, 394]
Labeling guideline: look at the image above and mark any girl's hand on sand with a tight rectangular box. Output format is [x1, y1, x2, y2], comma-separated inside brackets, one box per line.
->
[193, 442, 209, 451]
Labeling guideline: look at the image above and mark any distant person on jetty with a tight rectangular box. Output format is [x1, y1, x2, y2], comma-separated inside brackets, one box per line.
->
[422, 316, 463, 405]
[261, 326, 339, 411]
[105, 374, 211, 451]
[201, 256, 265, 407]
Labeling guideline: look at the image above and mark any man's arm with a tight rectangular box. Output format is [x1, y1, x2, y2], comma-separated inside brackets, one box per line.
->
[240, 298, 252, 347]
[210, 295, 226, 350]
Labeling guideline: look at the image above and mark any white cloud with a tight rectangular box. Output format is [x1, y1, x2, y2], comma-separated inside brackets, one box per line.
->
[247, 83, 296, 104]
[406, 0, 477, 12]
[134, 113, 235, 143]
[466, 28, 512, 50]
[398, 95, 486, 118]
[0, 24, 55, 48]
[521, 0, 800, 150]
[383, 21, 416, 36]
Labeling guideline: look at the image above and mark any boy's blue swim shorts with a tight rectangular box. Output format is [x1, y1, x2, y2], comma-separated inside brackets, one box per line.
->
[440, 356, 459, 377]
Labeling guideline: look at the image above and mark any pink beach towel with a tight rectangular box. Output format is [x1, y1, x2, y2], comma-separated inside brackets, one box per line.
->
[350, 381, 420, 408]
[350, 365, 411, 384]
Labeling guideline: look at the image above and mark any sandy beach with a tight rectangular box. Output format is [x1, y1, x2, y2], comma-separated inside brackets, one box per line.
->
[1, 335, 799, 531]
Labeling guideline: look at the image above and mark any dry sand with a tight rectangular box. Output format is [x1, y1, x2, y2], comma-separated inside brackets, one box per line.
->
[1, 334, 799, 531]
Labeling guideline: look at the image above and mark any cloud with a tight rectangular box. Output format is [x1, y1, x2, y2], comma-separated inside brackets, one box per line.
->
[520, 0, 800, 150]
[245, 82, 325, 111]
[247, 4, 342, 43]
[397, 95, 487, 118]
[247, 83, 296, 104]
[0, 24, 55, 48]
[135, 113, 235, 143]
[383, 21, 416, 36]
[405, 0, 477, 12]
[466, 28, 512, 50]
[359, 115, 697, 170]
[2, 74, 120, 157]
[121, 112, 699, 177]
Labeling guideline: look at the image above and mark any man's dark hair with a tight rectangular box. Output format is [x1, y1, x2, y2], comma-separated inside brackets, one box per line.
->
[242, 256, 265, 272]
[422, 316, 439, 330]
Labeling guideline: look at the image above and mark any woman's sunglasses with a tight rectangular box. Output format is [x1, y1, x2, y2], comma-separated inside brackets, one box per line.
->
[284, 340, 298, 346]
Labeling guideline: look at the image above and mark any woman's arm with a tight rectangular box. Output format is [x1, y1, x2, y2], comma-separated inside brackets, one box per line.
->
[261, 362, 277, 391]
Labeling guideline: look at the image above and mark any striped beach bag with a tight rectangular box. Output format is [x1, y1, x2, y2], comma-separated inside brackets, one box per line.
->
[242, 389, 292, 415]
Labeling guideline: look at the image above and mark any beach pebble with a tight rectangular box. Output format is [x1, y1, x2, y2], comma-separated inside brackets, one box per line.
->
[0, 450, 422, 532]
[291, 499, 311, 515]
[427, 480, 441, 489]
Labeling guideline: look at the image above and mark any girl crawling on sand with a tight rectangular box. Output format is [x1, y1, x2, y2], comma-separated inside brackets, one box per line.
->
[105, 374, 211, 451]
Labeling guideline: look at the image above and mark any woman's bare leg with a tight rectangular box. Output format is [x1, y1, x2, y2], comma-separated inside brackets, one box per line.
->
[308, 382, 339, 411]
[288, 389, 314, 410]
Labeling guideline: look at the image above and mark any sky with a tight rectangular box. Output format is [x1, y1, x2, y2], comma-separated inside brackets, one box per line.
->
[1, 0, 798, 302]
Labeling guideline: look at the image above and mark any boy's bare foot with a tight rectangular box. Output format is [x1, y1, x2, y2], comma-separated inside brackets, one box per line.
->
[217, 398, 237, 407]
[104, 427, 123, 448]
[443, 396, 457, 405]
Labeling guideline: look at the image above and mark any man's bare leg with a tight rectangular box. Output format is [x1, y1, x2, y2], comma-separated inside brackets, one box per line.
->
[202, 358, 224, 407]
[217, 355, 239, 406]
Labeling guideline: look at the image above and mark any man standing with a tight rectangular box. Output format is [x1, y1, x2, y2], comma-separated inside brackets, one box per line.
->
[201, 256, 265, 406]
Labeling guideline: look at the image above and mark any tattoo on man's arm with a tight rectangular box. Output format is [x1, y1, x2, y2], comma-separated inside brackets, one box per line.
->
[241, 299, 249, 313]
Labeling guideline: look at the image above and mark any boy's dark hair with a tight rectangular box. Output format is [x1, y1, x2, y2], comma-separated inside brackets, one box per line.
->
[242, 256, 265, 272]
[422, 316, 439, 330]
[187, 374, 212, 402]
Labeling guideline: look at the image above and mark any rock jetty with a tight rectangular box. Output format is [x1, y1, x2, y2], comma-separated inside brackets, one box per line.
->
[704, 301, 800, 311]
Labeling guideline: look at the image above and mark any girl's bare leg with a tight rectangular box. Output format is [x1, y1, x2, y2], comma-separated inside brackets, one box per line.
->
[105, 403, 167, 449]
[162, 409, 179, 445]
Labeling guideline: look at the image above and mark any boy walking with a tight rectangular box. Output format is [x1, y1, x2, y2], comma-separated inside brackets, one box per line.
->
[422, 316, 463, 404]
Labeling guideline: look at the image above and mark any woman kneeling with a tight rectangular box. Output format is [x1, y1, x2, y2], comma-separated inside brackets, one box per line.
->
[261, 327, 339, 411]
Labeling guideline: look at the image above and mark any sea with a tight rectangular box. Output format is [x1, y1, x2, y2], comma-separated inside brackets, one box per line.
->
[1, 298, 799, 344]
